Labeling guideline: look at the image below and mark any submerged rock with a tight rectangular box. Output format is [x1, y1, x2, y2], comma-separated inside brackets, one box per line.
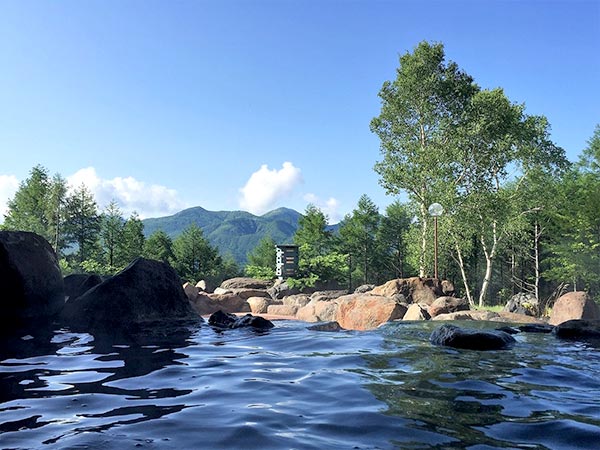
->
[518, 324, 554, 333]
[308, 321, 343, 332]
[552, 319, 600, 340]
[208, 310, 274, 330]
[0, 231, 64, 331]
[61, 258, 198, 330]
[430, 324, 516, 350]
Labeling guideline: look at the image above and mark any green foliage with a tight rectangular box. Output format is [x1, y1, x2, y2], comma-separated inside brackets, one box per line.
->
[142, 206, 300, 264]
[376, 201, 413, 279]
[143, 230, 174, 263]
[120, 212, 145, 265]
[244, 236, 276, 279]
[245, 264, 276, 279]
[64, 184, 101, 267]
[247, 235, 277, 268]
[100, 200, 124, 268]
[172, 223, 221, 283]
[371, 41, 478, 276]
[3, 166, 69, 254]
[338, 195, 381, 284]
[294, 204, 332, 258]
[289, 251, 349, 289]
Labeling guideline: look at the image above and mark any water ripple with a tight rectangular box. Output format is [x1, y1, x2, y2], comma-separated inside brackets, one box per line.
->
[1, 320, 599, 449]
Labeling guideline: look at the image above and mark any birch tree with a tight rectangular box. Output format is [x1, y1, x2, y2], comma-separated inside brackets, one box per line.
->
[371, 41, 477, 277]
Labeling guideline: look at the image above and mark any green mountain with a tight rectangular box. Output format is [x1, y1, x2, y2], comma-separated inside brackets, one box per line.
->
[142, 207, 302, 264]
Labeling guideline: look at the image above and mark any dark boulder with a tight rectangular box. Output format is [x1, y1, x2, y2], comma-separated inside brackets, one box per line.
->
[61, 258, 198, 330]
[63, 273, 103, 301]
[0, 231, 64, 331]
[308, 321, 343, 332]
[430, 324, 516, 350]
[552, 319, 600, 340]
[208, 310, 274, 330]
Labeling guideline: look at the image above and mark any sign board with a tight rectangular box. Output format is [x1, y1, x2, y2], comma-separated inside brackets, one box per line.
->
[275, 245, 299, 279]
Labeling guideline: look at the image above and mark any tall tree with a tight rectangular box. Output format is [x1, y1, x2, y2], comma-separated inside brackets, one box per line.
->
[377, 201, 413, 279]
[294, 204, 332, 258]
[143, 230, 174, 264]
[4, 165, 52, 238]
[450, 90, 566, 305]
[45, 174, 69, 255]
[245, 235, 277, 278]
[119, 212, 145, 266]
[100, 200, 124, 270]
[172, 223, 220, 283]
[371, 41, 478, 277]
[64, 184, 101, 266]
[338, 195, 381, 284]
[292, 205, 346, 287]
[545, 126, 600, 297]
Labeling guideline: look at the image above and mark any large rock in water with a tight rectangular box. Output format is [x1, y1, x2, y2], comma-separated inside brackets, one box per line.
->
[208, 310, 274, 330]
[0, 231, 64, 331]
[549, 292, 600, 325]
[430, 324, 516, 350]
[61, 258, 198, 329]
[552, 319, 600, 340]
[335, 294, 407, 330]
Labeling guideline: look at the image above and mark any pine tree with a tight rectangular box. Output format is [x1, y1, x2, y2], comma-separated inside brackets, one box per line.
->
[64, 183, 101, 266]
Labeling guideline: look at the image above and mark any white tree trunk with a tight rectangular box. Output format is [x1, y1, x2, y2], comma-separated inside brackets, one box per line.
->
[478, 221, 498, 307]
[534, 221, 540, 302]
[455, 243, 474, 307]
[419, 202, 427, 278]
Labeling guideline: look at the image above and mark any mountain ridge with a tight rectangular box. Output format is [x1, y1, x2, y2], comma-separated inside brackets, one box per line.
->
[142, 206, 302, 264]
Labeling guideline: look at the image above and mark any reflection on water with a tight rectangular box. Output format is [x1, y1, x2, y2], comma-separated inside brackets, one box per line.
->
[1, 320, 599, 449]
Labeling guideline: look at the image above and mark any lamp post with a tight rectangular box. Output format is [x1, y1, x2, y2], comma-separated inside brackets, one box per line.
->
[428, 203, 444, 280]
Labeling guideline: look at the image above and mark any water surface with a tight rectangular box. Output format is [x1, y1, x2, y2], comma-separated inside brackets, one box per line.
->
[1, 320, 599, 449]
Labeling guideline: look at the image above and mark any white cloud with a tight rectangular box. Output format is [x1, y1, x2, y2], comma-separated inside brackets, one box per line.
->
[0, 175, 19, 222]
[303, 193, 342, 224]
[67, 167, 186, 218]
[239, 162, 303, 215]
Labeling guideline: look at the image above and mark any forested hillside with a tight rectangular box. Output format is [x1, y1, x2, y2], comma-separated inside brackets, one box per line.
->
[142, 207, 301, 263]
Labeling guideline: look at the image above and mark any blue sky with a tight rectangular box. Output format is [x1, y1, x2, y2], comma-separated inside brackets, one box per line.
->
[1, 0, 598, 223]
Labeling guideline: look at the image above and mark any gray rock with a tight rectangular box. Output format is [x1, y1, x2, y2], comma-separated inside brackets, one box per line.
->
[220, 277, 272, 290]
[503, 293, 538, 316]
[0, 231, 64, 331]
[354, 284, 375, 294]
[430, 324, 516, 350]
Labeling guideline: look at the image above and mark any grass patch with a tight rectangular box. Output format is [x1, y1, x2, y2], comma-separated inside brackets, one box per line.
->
[474, 304, 504, 313]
